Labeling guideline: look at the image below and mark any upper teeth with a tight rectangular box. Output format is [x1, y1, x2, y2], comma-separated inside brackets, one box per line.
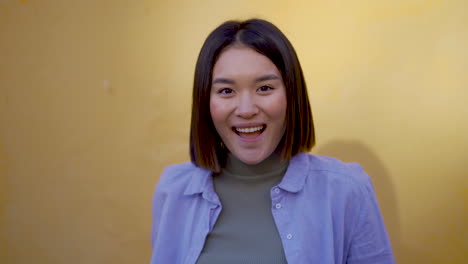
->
[236, 126, 263, 133]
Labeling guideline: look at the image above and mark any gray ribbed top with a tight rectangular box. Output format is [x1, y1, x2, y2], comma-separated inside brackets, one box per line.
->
[195, 152, 289, 264]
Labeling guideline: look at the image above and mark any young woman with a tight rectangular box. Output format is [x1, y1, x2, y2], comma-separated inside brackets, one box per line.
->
[150, 19, 395, 264]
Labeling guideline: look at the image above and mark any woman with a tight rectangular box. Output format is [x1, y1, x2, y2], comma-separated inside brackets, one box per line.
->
[150, 19, 395, 264]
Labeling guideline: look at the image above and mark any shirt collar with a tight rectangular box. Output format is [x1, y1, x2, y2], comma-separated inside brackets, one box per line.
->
[183, 166, 220, 204]
[277, 153, 310, 193]
[183, 152, 310, 198]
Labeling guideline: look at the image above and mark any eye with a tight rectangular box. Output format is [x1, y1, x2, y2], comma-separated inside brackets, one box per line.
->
[257, 85, 274, 93]
[218, 88, 234, 95]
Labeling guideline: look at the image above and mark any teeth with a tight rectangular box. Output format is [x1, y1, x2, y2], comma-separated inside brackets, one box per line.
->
[236, 126, 263, 133]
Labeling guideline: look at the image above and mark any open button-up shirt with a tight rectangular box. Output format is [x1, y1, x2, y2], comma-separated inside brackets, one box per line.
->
[150, 153, 395, 264]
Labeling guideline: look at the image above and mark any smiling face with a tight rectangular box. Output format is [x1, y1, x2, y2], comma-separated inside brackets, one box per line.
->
[210, 46, 287, 165]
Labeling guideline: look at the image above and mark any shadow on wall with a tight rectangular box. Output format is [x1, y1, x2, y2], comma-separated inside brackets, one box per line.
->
[315, 140, 430, 264]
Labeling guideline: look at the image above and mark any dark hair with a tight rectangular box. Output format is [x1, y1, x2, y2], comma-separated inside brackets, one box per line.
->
[190, 18, 315, 172]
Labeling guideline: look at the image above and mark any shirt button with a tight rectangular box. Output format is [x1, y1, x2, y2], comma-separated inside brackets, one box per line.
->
[286, 233, 293, 240]
[274, 187, 280, 194]
[275, 203, 282, 209]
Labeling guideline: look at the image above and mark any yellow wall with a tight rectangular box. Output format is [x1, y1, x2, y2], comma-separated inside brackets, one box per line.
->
[1, 0, 466, 263]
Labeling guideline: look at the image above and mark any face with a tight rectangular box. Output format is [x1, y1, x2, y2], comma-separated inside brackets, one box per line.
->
[210, 46, 287, 165]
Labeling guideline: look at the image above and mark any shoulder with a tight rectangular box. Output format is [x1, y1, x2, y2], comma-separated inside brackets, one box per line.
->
[307, 153, 369, 180]
[159, 162, 198, 184]
[155, 162, 207, 194]
[287, 153, 379, 224]
[292, 153, 373, 193]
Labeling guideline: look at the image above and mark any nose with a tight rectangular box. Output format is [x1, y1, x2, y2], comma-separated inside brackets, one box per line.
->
[234, 93, 259, 119]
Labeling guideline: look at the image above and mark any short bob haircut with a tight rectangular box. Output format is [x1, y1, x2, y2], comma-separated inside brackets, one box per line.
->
[190, 18, 315, 172]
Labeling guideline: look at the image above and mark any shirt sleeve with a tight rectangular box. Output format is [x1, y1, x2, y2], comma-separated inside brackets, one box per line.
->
[347, 167, 396, 264]
[150, 169, 169, 248]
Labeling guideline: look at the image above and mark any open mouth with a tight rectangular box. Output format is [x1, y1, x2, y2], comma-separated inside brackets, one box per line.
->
[232, 125, 266, 138]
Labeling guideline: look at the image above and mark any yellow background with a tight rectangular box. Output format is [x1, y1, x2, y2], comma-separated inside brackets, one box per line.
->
[1, 0, 467, 263]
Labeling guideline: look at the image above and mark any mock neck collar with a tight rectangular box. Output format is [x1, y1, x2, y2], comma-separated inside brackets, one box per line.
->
[222, 151, 289, 178]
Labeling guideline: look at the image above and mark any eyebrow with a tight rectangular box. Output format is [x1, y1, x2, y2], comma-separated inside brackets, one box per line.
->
[212, 74, 280, 85]
[255, 74, 280, 82]
[212, 77, 235, 85]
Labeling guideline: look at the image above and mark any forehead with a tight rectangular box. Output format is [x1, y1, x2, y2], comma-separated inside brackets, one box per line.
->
[212, 46, 280, 78]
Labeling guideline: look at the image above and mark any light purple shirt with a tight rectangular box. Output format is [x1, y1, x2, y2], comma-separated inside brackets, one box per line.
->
[150, 153, 395, 264]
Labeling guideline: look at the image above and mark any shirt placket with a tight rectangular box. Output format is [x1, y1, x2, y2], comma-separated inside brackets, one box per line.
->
[270, 186, 299, 263]
[185, 191, 222, 264]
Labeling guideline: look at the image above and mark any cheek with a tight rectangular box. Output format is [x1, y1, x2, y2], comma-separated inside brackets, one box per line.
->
[268, 94, 287, 121]
[209, 98, 227, 125]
